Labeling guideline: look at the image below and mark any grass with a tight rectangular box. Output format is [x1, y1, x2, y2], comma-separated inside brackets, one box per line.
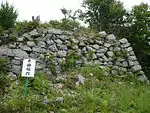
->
[1, 65, 150, 113]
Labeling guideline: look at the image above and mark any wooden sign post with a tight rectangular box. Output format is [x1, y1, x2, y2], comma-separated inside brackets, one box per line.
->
[21, 59, 36, 96]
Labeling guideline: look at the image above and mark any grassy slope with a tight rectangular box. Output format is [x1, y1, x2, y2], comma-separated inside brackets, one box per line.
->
[1, 66, 150, 113]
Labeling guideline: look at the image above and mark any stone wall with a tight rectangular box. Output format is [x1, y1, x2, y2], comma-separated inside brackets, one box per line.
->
[0, 28, 148, 82]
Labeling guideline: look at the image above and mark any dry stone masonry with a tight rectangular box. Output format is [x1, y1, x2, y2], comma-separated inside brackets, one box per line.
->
[0, 28, 148, 83]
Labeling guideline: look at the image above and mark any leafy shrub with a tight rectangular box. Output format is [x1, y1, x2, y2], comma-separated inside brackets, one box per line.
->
[2, 73, 62, 113]
[0, 2, 18, 30]
[81, 65, 105, 80]
[60, 19, 80, 31]
[49, 19, 80, 31]
[0, 26, 4, 35]
[47, 54, 57, 76]
[0, 58, 10, 102]
[61, 51, 81, 71]
[15, 20, 40, 36]
[0, 58, 9, 74]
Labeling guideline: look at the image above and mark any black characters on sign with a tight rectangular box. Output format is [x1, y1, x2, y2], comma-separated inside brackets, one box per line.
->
[26, 59, 31, 76]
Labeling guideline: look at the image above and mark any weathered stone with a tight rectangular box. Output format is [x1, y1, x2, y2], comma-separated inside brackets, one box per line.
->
[104, 43, 111, 48]
[46, 40, 54, 45]
[48, 28, 63, 35]
[11, 65, 21, 75]
[92, 53, 97, 59]
[128, 61, 139, 67]
[108, 62, 113, 66]
[87, 46, 95, 52]
[48, 45, 58, 52]
[11, 59, 20, 65]
[76, 60, 82, 64]
[12, 49, 28, 59]
[57, 51, 67, 57]
[72, 45, 79, 49]
[107, 34, 116, 41]
[77, 49, 82, 56]
[112, 66, 119, 70]
[99, 31, 107, 37]
[56, 97, 64, 103]
[0, 47, 14, 57]
[8, 44, 16, 48]
[122, 61, 128, 68]
[129, 51, 135, 56]
[97, 48, 108, 53]
[17, 37, 24, 42]
[121, 43, 130, 48]
[55, 39, 63, 44]
[131, 65, 142, 72]
[72, 38, 79, 44]
[138, 74, 148, 82]
[22, 33, 31, 39]
[32, 47, 46, 53]
[113, 47, 121, 51]
[119, 38, 128, 44]
[55, 65, 61, 74]
[45, 34, 52, 39]
[58, 35, 69, 40]
[96, 53, 104, 57]
[79, 41, 85, 47]
[109, 47, 113, 51]
[27, 41, 35, 47]
[9, 72, 17, 79]
[77, 74, 85, 85]
[21, 45, 32, 52]
[102, 55, 109, 61]
[37, 41, 46, 48]
[39, 54, 45, 59]
[95, 40, 103, 45]
[116, 62, 122, 66]
[57, 44, 68, 51]
[117, 58, 125, 62]
[36, 62, 45, 70]
[29, 29, 39, 37]
[106, 51, 114, 57]
[112, 70, 118, 75]
[94, 60, 101, 65]
[29, 53, 38, 58]
[126, 47, 133, 52]
[128, 56, 137, 61]
[121, 68, 127, 73]
[92, 44, 100, 50]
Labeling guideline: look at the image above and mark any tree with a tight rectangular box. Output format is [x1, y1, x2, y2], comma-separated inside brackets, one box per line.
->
[127, 3, 150, 78]
[0, 1, 18, 30]
[81, 0, 127, 36]
[60, 8, 80, 31]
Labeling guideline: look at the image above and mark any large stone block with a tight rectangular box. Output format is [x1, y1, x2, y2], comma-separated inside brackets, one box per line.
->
[131, 65, 142, 72]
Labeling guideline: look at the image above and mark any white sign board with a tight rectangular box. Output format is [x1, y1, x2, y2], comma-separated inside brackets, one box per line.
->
[22, 59, 36, 77]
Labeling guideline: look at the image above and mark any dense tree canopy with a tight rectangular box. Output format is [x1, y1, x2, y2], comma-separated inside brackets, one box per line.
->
[81, 0, 127, 36]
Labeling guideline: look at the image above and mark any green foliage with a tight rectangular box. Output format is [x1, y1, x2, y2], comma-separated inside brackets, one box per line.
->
[0, 1, 18, 30]
[113, 50, 127, 59]
[47, 54, 57, 76]
[1, 73, 62, 113]
[0, 26, 4, 35]
[0, 58, 10, 100]
[61, 51, 81, 72]
[87, 51, 94, 60]
[1, 66, 150, 113]
[15, 20, 40, 36]
[81, 0, 126, 35]
[0, 58, 9, 74]
[81, 65, 105, 80]
[49, 19, 80, 31]
[126, 3, 150, 79]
